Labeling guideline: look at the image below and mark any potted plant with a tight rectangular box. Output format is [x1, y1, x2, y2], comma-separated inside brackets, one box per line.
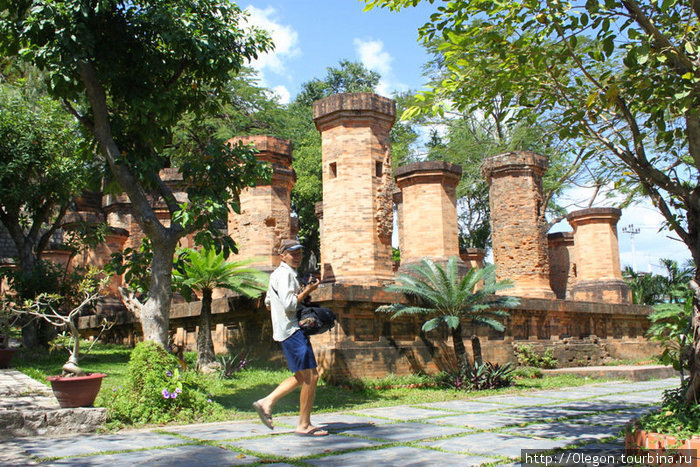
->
[8, 270, 111, 407]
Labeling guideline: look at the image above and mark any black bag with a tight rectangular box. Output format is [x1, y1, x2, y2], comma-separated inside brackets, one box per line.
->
[296, 304, 336, 336]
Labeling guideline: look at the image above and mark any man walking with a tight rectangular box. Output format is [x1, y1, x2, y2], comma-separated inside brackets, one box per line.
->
[253, 239, 328, 437]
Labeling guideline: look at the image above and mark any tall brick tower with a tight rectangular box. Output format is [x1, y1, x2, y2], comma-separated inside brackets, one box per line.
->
[226, 135, 295, 272]
[567, 207, 632, 303]
[394, 161, 464, 271]
[482, 151, 556, 298]
[313, 93, 395, 285]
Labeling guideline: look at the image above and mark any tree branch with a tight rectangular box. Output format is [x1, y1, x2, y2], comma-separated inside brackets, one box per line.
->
[77, 60, 166, 243]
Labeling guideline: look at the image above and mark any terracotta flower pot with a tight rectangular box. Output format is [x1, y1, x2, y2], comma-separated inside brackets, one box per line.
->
[626, 427, 700, 466]
[46, 373, 107, 408]
[0, 348, 16, 368]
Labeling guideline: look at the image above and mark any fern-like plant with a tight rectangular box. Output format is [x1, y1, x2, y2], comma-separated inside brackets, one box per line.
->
[172, 248, 268, 370]
[378, 257, 519, 370]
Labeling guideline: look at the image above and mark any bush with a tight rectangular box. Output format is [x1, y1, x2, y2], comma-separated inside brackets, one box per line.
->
[106, 341, 221, 425]
[436, 361, 514, 391]
[514, 344, 558, 369]
[634, 382, 700, 439]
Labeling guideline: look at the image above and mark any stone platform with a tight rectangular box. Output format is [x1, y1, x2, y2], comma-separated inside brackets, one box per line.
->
[0, 369, 106, 439]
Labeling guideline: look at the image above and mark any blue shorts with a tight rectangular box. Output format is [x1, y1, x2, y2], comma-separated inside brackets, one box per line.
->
[280, 329, 317, 373]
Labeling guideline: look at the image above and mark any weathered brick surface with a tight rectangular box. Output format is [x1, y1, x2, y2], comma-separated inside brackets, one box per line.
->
[227, 135, 295, 272]
[567, 208, 632, 304]
[313, 93, 396, 285]
[548, 232, 576, 300]
[395, 161, 463, 269]
[482, 151, 555, 298]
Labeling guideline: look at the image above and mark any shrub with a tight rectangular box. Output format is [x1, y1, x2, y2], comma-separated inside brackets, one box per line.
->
[217, 349, 249, 379]
[436, 361, 514, 390]
[106, 341, 221, 425]
[634, 381, 700, 439]
[514, 344, 558, 369]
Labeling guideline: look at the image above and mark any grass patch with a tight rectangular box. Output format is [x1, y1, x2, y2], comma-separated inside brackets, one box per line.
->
[13, 342, 620, 429]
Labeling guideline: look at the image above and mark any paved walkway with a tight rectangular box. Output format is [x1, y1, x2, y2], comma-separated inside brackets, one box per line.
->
[0, 370, 679, 466]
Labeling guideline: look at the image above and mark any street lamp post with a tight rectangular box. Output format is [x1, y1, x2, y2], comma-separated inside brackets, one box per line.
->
[622, 224, 640, 272]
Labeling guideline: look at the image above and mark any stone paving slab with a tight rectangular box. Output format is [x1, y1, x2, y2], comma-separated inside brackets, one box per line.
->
[45, 444, 258, 466]
[353, 406, 457, 420]
[421, 431, 573, 458]
[162, 421, 292, 440]
[472, 395, 569, 406]
[334, 421, 471, 442]
[273, 412, 387, 429]
[421, 412, 529, 429]
[305, 445, 498, 466]
[225, 432, 386, 458]
[498, 405, 591, 422]
[556, 400, 639, 411]
[414, 400, 504, 412]
[501, 421, 622, 441]
[566, 408, 651, 426]
[14, 432, 188, 459]
[592, 392, 663, 404]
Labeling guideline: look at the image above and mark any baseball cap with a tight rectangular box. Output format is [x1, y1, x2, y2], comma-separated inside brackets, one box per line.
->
[279, 239, 303, 254]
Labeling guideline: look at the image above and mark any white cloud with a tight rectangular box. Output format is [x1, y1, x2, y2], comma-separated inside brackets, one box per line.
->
[271, 85, 291, 104]
[353, 38, 408, 96]
[354, 38, 393, 77]
[244, 6, 300, 76]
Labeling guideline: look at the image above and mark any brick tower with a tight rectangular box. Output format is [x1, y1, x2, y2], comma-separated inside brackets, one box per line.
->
[548, 231, 575, 300]
[566, 208, 632, 303]
[394, 161, 464, 271]
[313, 93, 395, 285]
[482, 151, 556, 298]
[226, 135, 295, 272]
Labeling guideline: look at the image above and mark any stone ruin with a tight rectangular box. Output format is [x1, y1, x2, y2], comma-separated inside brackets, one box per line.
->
[0, 92, 657, 380]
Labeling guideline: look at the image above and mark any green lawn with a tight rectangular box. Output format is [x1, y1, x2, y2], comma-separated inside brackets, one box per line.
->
[12, 341, 622, 428]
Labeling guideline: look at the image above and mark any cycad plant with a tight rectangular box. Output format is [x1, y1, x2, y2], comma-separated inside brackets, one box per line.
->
[173, 248, 268, 370]
[378, 257, 519, 370]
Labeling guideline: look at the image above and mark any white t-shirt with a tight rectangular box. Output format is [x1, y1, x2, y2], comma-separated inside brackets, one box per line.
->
[264, 261, 301, 342]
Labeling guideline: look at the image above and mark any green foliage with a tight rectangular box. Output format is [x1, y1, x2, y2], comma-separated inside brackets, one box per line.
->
[623, 259, 695, 305]
[513, 344, 558, 369]
[107, 342, 220, 425]
[172, 247, 269, 301]
[436, 361, 514, 391]
[365, 0, 700, 270]
[636, 383, 700, 439]
[217, 350, 249, 380]
[380, 258, 518, 334]
[647, 300, 692, 371]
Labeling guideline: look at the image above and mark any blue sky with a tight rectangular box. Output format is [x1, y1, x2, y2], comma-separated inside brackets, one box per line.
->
[242, 0, 437, 102]
[241, 0, 692, 275]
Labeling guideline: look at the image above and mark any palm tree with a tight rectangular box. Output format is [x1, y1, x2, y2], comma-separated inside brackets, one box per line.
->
[659, 259, 695, 303]
[622, 266, 667, 305]
[173, 248, 269, 370]
[378, 257, 519, 370]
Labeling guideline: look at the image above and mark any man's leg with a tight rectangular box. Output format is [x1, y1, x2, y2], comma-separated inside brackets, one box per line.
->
[295, 368, 327, 435]
[255, 373, 303, 427]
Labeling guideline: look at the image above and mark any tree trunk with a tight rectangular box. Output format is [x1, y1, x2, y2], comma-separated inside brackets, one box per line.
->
[471, 335, 483, 367]
[685, 189, 700, 404]
[140, 241, 176, 347]
[196, 289, 216, 370]
[451, 322, 469, 370]
[687, 278, 700, 403]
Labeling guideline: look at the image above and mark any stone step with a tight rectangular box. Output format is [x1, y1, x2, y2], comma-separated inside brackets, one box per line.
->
[542, 364, 679, 382]
[1, 406, 107, 438]
[0, 369, 106, 439]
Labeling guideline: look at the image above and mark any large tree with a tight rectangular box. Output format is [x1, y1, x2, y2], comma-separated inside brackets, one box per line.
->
[365, 0, 700, 402]
[0, 66, 94, 347]
[1, 0, 272, 347]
